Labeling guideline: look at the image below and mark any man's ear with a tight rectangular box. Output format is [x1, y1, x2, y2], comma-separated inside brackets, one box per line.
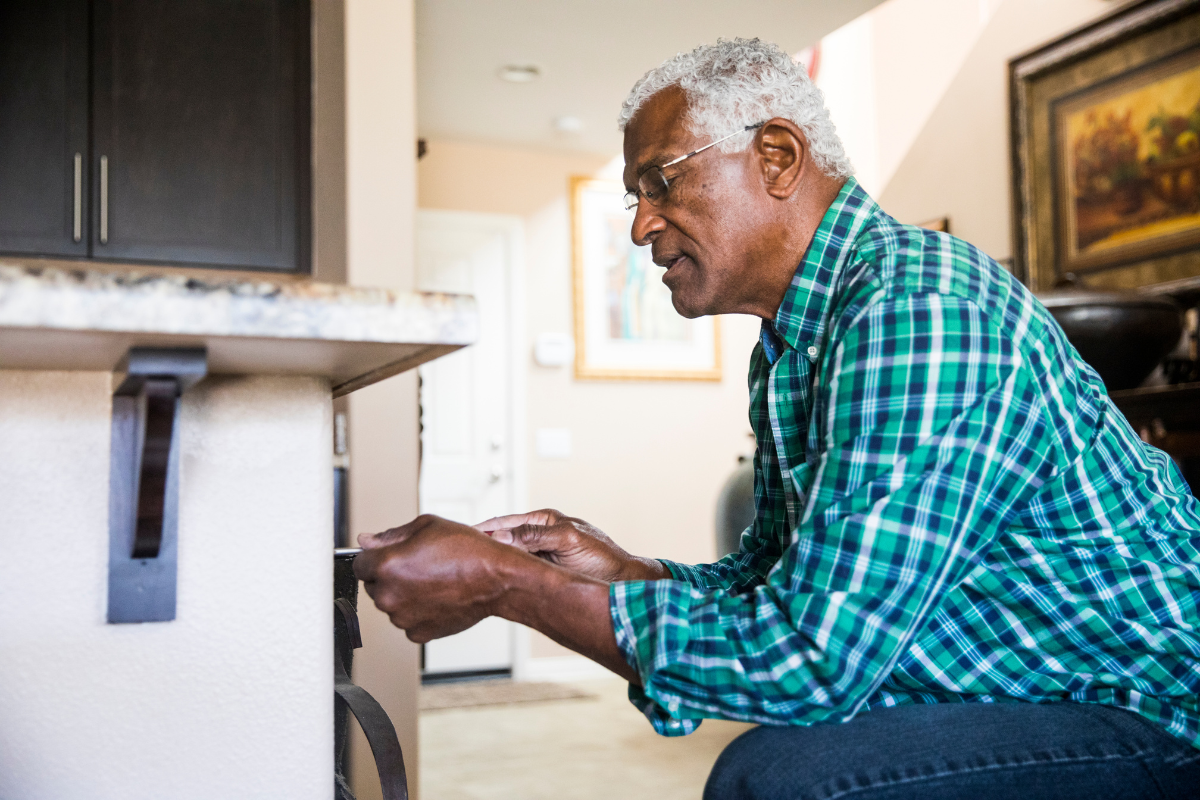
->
[755, 119, 807, 199]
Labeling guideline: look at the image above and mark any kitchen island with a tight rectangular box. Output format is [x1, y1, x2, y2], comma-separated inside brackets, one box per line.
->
[0, 263, 475, 800]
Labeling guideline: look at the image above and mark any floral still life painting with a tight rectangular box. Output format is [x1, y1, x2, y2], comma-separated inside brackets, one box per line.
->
[1011, 0, 1200, 293]
[571, 177, 720, 380]
[1058, 50, 1200, 272]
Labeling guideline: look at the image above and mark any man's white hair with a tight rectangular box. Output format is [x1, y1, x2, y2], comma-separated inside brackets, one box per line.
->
[618, 38, 853, 179]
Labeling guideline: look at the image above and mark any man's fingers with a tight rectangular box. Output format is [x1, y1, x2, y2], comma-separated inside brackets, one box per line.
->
[352, 546, 381, 583]
[503, 523, 572, 555]
[474, 512, 535, 532]
[359, 514, 440, 549]
[352, 539, 408, 584]
[474, 510, 559, 534]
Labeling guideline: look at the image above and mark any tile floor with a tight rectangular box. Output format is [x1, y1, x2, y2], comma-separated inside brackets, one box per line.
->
[419, 678, 754, 800]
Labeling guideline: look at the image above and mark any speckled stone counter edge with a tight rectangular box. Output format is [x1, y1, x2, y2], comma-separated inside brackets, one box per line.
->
[0, 263, 478, 345]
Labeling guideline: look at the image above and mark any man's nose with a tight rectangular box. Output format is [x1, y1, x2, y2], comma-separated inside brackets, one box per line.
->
[630, 202, 666, 246]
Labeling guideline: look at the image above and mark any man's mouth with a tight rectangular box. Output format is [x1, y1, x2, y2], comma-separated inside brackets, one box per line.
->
[658, 254, 687, 271]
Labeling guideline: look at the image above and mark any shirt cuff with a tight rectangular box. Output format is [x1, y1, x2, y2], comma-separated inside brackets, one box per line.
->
[609, 580, 703, 737]
[657, 558, 708, 586]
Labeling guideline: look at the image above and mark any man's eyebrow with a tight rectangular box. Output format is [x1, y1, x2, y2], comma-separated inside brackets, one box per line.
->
[632, 150, 672, 178]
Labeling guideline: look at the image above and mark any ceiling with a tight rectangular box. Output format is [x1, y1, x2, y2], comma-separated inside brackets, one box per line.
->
[416, 0, 886, 156]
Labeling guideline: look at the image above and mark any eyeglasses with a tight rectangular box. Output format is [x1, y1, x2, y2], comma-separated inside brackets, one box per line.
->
[623, 122, 765, 211]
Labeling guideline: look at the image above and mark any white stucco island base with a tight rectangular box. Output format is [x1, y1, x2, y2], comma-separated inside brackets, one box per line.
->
[0, 264, 477, 800]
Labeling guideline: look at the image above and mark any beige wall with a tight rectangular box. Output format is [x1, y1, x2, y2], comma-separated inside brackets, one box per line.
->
[815, 0, 990, 196]
[876, 0, 1114, 256]
[313, 0, 347, 286]
[343, 0, 422, 797]
[418, 139, 762, 660]
[815, 0, 1116, 256]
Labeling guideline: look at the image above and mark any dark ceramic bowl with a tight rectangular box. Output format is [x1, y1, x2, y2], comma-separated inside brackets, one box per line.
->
[1037, 290, 1183, 391]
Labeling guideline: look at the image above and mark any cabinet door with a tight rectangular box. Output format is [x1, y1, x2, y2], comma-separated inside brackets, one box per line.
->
[0, 0, 89, 258]
[92, 0, 310, 272]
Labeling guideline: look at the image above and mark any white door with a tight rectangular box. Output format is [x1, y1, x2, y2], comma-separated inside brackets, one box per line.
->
[416, 210, 523, 677]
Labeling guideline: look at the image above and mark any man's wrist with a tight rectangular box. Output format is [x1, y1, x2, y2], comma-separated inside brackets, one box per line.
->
[489, 548, 582, 626]
[484, 542, 645, 684]
[621, 556, 671, 582]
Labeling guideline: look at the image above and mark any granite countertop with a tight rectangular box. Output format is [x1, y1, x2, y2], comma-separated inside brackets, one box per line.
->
[0, 263, 478, 396]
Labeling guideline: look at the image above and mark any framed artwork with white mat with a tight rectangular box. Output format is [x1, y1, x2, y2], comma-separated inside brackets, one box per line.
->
[571, 176, 721, 381]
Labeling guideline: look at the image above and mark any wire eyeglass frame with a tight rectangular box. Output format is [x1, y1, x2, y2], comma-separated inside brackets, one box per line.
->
[623, 122, 765, 211]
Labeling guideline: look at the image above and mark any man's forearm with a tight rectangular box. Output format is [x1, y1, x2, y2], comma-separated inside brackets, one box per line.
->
[492, 554, 647, 684]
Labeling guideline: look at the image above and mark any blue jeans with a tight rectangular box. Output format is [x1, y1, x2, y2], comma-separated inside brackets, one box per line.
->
[704, 701, 1200, 799]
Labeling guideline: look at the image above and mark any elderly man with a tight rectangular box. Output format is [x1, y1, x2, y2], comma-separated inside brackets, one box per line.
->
[355, 39, 1200, 798]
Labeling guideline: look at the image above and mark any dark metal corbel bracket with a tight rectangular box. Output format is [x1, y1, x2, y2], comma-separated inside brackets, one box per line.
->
[107, 347, 207, 624]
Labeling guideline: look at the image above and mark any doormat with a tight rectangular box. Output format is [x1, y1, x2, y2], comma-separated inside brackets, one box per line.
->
[419, 679, 597, 712]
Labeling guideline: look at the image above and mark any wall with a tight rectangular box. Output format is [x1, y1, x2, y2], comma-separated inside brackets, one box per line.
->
[875, 0, 1115, 256]
[343, 0, 422, 796]
[815, 0, 993, 196]
[0, 373, 332, 800]
[817, 13, 880, 193]
[313, 0, 347, 286]
[418, 139, 762, 661]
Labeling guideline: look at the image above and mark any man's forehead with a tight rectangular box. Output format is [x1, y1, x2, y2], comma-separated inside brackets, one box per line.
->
[622, 88, 693, 183]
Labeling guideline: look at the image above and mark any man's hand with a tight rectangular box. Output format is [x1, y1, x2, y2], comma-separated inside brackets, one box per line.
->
[474, 509, 669, 582]
[354, 515, 517, 643]
[352, 513, 642, 683]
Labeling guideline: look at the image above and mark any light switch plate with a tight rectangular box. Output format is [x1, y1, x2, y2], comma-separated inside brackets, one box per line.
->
[535, 427, 572, 458]
[533, 332, 574, 367]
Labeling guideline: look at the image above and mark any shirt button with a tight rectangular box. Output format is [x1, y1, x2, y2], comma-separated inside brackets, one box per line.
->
[806, 346, 818, 358]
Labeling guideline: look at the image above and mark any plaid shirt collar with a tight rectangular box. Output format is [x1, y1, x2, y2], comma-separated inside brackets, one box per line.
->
[761, 177, 877, 365]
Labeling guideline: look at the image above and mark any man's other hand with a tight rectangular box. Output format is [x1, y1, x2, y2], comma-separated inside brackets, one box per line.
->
[474, 509, 668, 582]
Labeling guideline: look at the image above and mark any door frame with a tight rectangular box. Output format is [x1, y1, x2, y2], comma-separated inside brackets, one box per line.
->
[415, 208, 532, 679]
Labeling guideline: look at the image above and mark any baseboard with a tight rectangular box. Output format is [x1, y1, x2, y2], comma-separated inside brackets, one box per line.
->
[517, 655, 615, 683]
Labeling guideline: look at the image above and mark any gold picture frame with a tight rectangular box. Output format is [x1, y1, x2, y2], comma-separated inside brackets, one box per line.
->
[571, 176, 721, 381]
[1010, 0, 1200, 293]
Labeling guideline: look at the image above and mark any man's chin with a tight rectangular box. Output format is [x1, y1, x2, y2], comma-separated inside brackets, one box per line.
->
[665, 266, 718, 318]
[668, 291, 712, 319]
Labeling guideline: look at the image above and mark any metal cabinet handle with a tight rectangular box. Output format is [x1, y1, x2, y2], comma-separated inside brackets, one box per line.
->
[73, 153, 82, 242]
[100, 155, 108, 244]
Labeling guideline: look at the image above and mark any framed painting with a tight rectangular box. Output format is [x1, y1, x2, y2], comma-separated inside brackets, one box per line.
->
[1011, 0, 1200, 293]
[570, 176, 721, 381]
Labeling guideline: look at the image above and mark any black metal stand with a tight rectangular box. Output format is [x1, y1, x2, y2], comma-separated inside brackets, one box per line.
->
[334, 550, 409, 800]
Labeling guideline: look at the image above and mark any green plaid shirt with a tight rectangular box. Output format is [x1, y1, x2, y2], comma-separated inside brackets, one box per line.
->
[609, 178, 1200, 745]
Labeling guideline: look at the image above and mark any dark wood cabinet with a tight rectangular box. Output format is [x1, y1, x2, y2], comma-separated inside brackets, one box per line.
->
[0, 0, 89, 259]
[0, 0, 310, 274]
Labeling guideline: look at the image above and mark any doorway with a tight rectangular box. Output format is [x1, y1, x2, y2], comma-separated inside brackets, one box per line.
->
[415, 209, 527, 680]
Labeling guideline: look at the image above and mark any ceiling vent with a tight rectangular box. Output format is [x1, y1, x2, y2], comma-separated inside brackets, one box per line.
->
[497, 64, 540, 83]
